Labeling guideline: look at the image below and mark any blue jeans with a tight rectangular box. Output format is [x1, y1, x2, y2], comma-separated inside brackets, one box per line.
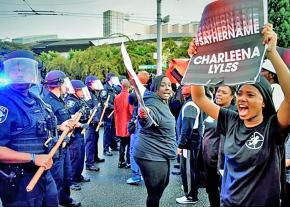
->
[130, 132, 142, 180]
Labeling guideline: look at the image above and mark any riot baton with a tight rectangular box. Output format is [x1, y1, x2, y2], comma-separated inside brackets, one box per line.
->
[26, 111, 82, 192]
[81, 104, 100, 135]
[95, 95, 110, 132]
[107, 110, 114, 119]
[62, 108, 85, 148]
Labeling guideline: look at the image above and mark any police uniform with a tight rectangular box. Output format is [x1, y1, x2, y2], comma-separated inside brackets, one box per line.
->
[0, 87, 58, 207]
[43, 91, 77, 206]
[101, 80, 121, 155]
[65, 92, 89, 183]
[85, 88, 103, 168]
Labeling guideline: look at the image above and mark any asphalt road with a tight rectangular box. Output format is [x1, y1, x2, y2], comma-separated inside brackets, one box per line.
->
[70, 128, 210, 207]
[0, 128, 210, 207]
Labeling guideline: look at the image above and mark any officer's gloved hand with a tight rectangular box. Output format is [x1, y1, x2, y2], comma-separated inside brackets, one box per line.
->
[81, 123, 89, 129]
[63, 136, 70, 144]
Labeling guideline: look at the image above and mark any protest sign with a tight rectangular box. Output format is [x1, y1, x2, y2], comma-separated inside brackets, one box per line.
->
[182, 0, 267, 86]
[121, 43, 158, 126]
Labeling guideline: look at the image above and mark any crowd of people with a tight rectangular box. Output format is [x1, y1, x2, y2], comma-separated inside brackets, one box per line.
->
[0, 23, 289, 207]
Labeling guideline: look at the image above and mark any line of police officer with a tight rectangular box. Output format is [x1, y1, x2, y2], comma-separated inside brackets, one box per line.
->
[0, 50, 121, 207]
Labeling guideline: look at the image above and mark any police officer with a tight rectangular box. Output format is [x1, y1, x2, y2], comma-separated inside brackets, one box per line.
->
[65, 80, 90, 184]
[43, 70, 81, 207]
[0, 50, 62, 206]
[84, 75, 105, 171]
[101, 72, 121, 156]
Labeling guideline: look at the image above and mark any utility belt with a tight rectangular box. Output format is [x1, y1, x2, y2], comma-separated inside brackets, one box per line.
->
[0, 163, 41, 186]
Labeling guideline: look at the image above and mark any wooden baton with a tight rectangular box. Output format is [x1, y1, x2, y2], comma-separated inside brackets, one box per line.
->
[26, 111, 82, 192]
[95, 95, 110, 132]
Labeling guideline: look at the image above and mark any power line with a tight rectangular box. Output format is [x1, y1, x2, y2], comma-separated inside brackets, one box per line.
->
[0, 0, 98, 6]
[0, 10, 194, 24]
[22, 0, 39, 14]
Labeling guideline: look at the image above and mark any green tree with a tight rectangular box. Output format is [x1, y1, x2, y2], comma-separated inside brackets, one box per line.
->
[0, 41, 31, 60]
[269, 0, 290, 47]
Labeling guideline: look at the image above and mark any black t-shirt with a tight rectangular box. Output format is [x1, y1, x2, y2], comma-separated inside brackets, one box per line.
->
[217, 108, 289, 207]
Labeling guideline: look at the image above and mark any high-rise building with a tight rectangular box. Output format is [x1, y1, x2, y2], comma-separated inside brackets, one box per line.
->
[103, 10, 199, 37]
[103, 10, 127, 37]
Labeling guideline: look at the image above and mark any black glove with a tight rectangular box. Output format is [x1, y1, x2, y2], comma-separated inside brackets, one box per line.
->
[81, 123, 89, 129]
[63, 136, 71, 144]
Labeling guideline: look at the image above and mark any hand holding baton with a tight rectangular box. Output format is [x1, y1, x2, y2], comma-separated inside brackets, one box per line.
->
[96, 95, 110, 132]
[81, 105, 99, 135]
[62, 111, 84, 148]
[26, 111, 82, 192]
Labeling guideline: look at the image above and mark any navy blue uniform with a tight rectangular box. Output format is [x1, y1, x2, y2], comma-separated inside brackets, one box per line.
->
[65, 94, 89, 183]
[100, 82, 121, 153]
[43, 91, 74, 206]
[0, 87, 58, 207]
[85, 89, 102, 167]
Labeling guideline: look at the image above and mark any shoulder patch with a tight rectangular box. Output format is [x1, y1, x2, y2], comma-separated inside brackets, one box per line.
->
[0, 105, 8, 123]
[66, 100, 76, 108]
[100, 90, 107, 97]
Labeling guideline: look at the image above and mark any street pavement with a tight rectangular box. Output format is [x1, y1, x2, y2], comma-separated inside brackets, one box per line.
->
[70, 128, 210, 207]
[0, 128, 210, 207]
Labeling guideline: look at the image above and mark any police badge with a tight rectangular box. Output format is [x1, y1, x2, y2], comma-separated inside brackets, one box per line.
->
[0, 105, 8, 123]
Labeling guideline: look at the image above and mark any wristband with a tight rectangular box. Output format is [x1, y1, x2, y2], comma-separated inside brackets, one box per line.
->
[31, 153, 36, 164]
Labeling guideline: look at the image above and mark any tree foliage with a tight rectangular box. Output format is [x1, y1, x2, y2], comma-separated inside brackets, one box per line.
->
[268, 0, 290, 47]
[38, 38, 191, 81]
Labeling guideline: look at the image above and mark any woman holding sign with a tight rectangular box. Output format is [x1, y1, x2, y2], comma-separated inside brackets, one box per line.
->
[189, 24, 290, 206]
[134, 75, 177, 207]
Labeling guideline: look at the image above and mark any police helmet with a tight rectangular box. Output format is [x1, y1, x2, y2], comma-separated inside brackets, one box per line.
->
[85, 75, 98, 85]
[105, 72, 115, 82]
[71, 80, 85, 90]
[3, 50, 39, 84]
[45, 70, 66, 87]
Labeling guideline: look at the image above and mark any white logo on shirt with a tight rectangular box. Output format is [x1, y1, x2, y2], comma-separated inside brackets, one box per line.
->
[246, 132, 264, 150]
[0, 105, 8, 124]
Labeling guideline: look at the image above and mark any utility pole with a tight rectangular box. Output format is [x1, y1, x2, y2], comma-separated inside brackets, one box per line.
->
[156, 0, 162, 75]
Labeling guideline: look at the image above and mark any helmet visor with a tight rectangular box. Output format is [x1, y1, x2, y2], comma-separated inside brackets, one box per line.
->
[111, 76, 120, 86]
[63, 77, 75, 94]
[92, 80, 104, 90]
[3, 58, 39, 84]
[82, 86, 92, 101]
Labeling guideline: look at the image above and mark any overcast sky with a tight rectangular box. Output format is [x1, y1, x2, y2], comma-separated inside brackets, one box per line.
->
[0, 0, 213, 39]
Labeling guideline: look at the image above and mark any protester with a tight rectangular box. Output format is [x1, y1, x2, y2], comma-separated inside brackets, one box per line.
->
[126, 70, 150, 185]
[260, 59, 284, 110]
[134, 75, 177, 207]
[202, 85, 235, 207]
[189, 23, 290, 206]
[114, 79, 134, 168]
[175, 85, 203, 204]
